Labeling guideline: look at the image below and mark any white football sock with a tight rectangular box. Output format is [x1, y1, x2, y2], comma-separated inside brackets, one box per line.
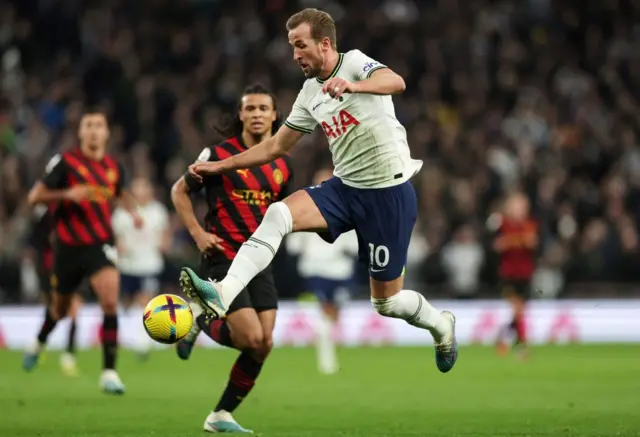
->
[219, 202, 293, 306]
[371, 289, 449, 343]
[316, 313, 338, 374]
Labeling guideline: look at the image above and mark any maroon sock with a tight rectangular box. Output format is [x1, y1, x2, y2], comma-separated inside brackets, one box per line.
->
[214, 352, 264, 413]
[102, 314, 118, 370]
[197, 314, 234, 348]
[37, 307, 58, 345]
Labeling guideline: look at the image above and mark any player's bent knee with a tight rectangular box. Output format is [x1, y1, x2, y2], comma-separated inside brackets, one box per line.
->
[283, 190, 327, 232]
[262, 202, 293, 236]
[237, 328, 265, 352]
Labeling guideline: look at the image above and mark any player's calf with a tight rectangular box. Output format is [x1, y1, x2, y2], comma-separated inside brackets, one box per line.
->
[23, 295, 72, 372]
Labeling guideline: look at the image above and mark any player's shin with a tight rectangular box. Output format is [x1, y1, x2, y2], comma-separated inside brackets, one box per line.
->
[102, 313, 118, 370]
[196, 314, 235, 348]
[36, 306, 59, 346]
[214, 352, 265, 414]
[371, 289, 450, 342]
[220, 202, 293, 305]
[316, 313, 338, 374]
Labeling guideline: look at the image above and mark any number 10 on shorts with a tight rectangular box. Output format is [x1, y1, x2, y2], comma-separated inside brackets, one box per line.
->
[368, 243, 389, 272]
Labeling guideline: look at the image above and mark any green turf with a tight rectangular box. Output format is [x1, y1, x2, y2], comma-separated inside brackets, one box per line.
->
[1, 345, 639, 436]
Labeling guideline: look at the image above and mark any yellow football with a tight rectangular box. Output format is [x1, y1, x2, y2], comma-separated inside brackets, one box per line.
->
[143, 294, 193, 344]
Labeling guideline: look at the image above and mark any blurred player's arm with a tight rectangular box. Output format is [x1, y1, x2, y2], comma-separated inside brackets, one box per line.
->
[113, 163, 143, 227]
[28, 154, 90, 205]
[159, 206, 172, 254]
[172, 151, 223, 252]
[111, 209, 129, 255]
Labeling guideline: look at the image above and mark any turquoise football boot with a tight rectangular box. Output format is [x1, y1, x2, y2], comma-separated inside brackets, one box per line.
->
[180, 267, 227, 320]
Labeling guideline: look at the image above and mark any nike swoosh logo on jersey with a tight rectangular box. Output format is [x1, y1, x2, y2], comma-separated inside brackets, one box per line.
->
[370, 267, 386, 272]
[312, 101, 325, 111]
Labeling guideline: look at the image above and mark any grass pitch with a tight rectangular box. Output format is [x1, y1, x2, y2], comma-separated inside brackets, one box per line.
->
[0, 345, 638, 436]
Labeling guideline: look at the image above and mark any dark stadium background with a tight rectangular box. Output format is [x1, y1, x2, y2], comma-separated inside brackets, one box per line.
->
[1, 0, 640, 303]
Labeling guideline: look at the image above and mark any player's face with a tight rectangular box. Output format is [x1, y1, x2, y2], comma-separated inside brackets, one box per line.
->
[288, 23, 329, 78]
[78, 113, 109, 154]
[505, 194, 530, 221]
[131, 178, 153, 204]
[239, 94, 277, 136]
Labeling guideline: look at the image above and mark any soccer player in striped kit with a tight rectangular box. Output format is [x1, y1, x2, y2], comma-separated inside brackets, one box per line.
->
[171, 84, 293, 433]
[23, 111, 142, 394]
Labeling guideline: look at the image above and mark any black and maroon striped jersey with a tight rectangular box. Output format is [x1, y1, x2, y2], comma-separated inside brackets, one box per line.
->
[184, 136, 294, 263]
[41, 148, 126, 246]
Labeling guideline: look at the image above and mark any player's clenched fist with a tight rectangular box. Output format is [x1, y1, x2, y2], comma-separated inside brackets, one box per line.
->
[322, 77, 357, 99]
[63, 185, 93, 203]
[188, 161, 224, 183]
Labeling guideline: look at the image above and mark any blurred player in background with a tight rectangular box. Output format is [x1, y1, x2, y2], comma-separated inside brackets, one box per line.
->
[23, 111, 142, 394]
[171, 84, 293, 433]
[112, 177, 170, 359]
[181, 8, 458, 373]
[492, 192, 538, 359]
[28, 204, 82, 376]
[286, 167, 358, 375]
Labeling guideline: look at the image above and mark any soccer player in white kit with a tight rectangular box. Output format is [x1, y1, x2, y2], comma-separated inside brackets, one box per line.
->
[181, 8, 458, 373]
[112, 177, 170, 358]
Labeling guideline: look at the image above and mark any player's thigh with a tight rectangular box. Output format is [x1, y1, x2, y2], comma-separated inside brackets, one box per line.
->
[68, 293, 83, 318]
[291, 177, 354, 238]
[50, 290, 74, 319]
[247, 269, 279, 313]
[225, 307, 264, 351]
[351, 181, 418, 298]
[52, 245, 85, 297]
[88, 248, 119, 313]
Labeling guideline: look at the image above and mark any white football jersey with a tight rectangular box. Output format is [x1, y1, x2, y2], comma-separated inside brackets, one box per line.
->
[112, 201, 169, 276]
[284, 49, 423, 189]
[286, 230, 358, 281]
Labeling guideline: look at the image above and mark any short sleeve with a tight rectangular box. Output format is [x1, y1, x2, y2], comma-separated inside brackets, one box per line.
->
[184, 146, 214, 192]
[115, 162, 129, 196]
[284, 89, 317, 134]
[42, 154, 68, 189]
[347, 49, 387, 82]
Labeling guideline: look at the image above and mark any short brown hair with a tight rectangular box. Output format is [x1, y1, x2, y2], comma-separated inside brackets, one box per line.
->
[286, 8, 337, 50]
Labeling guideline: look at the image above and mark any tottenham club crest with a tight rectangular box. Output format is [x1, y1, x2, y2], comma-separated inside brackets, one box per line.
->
[273, 168, 283, 185]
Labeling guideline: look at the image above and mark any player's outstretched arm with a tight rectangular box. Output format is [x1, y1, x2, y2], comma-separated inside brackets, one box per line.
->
[116, 190, 143, 228]
[189, 126, 304, 181]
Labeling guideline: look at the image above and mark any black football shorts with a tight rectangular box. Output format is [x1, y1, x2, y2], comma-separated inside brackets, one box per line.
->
[52, 243, 116, 294]
[200, 258, 278, 314]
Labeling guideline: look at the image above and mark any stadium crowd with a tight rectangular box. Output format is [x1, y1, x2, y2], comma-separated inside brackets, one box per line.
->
[1, 0, 640, 303]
